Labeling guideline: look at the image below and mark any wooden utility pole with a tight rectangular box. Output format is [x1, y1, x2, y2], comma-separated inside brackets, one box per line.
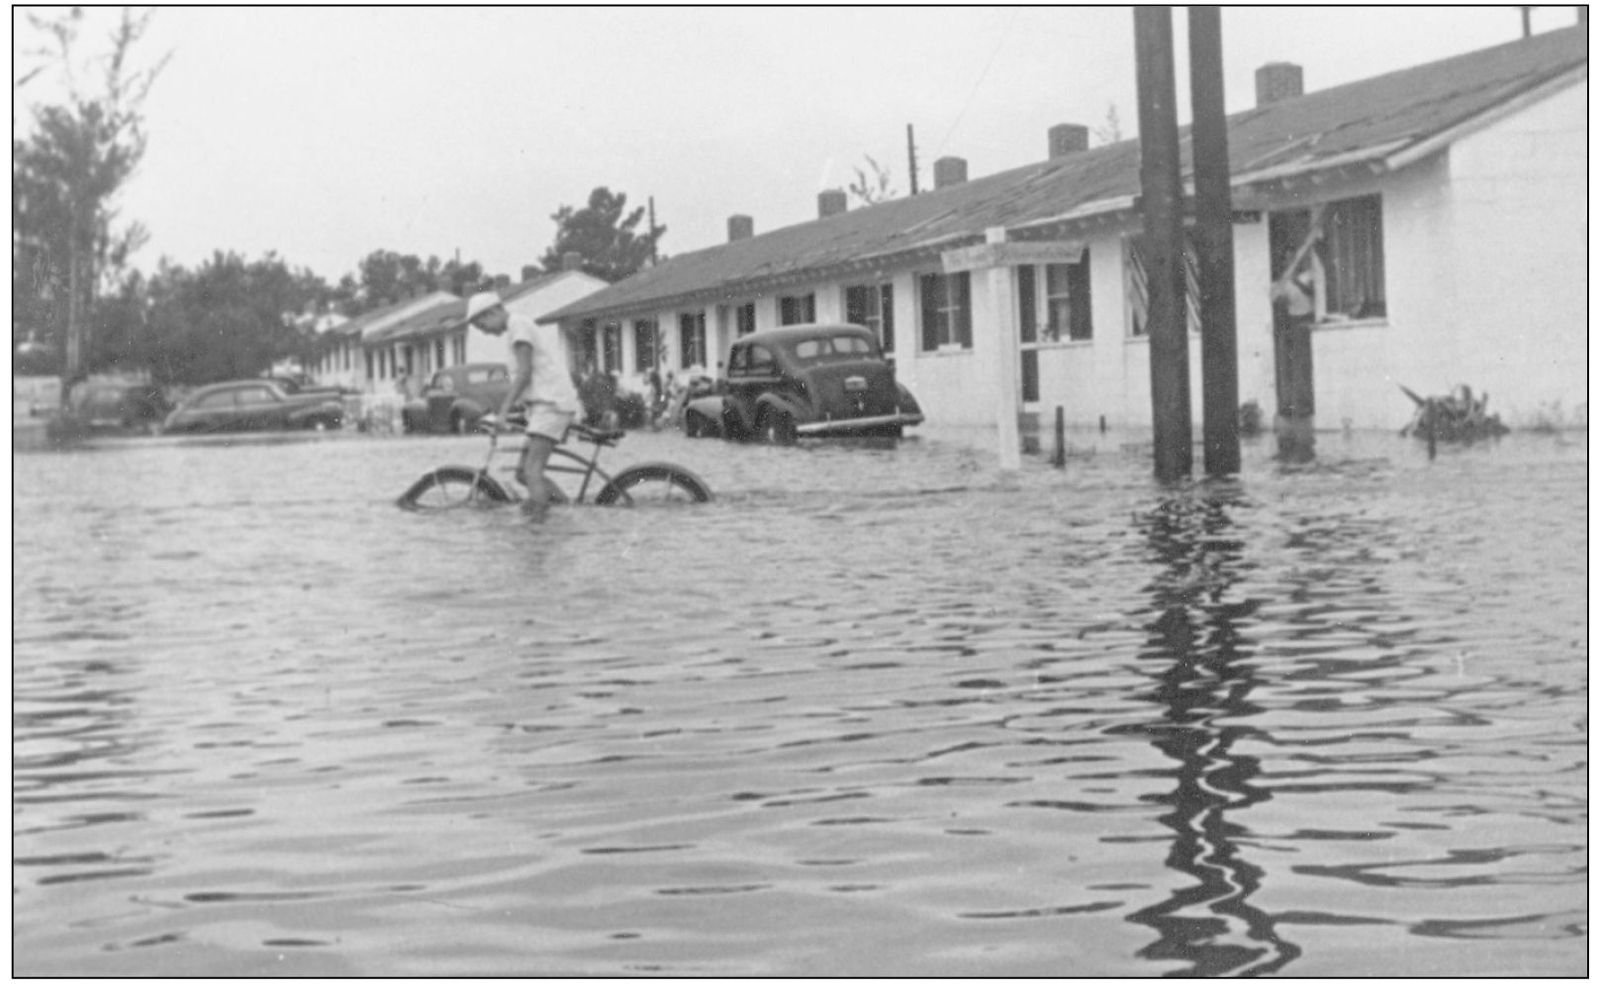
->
[648, 197, 659, 264]
[1521, 6, 1534, 37]
[1188, 6, 1241, 476]
[906, 124, 921, 195]
[1134, 6, 1192, 482]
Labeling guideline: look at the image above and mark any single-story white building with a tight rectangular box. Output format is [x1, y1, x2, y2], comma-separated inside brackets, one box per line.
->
[307, 268, 607, 397]
[540, 27, 1587, 434]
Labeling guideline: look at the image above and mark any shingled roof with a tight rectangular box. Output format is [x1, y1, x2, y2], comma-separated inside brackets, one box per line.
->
[543, 25, 1585, 324]
[330, 290, 460, 342]
[367, 293, 468, 345]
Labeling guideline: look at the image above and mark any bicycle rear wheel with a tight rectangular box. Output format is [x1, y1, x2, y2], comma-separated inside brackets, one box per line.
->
[396, 466, 512, 511]
[594, 462, 713, 506]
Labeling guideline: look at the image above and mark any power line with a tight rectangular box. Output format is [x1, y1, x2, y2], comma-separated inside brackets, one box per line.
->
[933, 8, 1022, 158]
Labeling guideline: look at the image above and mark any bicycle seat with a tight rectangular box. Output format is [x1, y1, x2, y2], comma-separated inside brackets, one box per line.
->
[567, 422, 624, 446]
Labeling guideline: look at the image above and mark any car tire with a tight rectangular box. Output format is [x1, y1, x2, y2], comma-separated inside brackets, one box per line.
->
[759, 408, 797, 447]
[452, 411, 471, 435]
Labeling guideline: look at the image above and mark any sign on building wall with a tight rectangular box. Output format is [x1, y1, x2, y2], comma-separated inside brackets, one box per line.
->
[941, 241, 1086, 273]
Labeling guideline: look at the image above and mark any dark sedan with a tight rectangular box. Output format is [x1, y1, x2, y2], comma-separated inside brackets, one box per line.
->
[401, 363, 511, 434]
[162, 380, 345, 434]
[683, 324, 923, 444]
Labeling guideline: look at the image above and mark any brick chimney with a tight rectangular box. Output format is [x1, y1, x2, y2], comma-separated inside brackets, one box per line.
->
[1048, 123, 1090, 158]
[933, 156, 968, 189]
[818, 188, 848, 218]
[728, 214, 754, 242]
[1255, 62, 1304, 106]
[562, 251, 584, 272]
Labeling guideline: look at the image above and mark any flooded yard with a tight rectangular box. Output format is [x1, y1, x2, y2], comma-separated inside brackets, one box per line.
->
[12, 425, 1587, 977]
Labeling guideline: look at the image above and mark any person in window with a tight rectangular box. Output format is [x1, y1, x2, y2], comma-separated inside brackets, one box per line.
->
[467, 291, 583, 521]
[1271, 224, 1324, 322]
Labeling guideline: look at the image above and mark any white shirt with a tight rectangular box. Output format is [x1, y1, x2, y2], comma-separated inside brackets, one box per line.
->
[507, 312, 580, 411]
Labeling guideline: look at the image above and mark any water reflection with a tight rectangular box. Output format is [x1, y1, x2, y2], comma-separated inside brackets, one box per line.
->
[1119, 487, 1300, 976]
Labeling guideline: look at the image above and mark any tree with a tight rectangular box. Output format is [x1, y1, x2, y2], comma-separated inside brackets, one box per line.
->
[340, 249, 490, 313]
[12, 7, 169, 397]
[538, 187, 664, 283]
[138, 252, 326, 385]
[847, 155, 897, 207]
[1093, 103, 1124, 146]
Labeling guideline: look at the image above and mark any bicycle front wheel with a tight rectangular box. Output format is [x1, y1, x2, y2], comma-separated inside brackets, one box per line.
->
[594, 462, 713, 506]
[396, 466, 512, 511]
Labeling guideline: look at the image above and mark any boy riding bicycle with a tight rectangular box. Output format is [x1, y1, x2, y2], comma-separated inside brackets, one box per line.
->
[464, 291, 584, 520]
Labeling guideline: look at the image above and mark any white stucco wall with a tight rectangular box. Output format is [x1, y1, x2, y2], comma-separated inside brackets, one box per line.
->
[1440, 78, 1587, 427]
[1304, 78, 1587, 430]
[471, 272, 607, 373]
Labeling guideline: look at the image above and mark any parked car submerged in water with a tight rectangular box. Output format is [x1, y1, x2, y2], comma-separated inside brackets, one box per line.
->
[261, 373, 348, 399]
[683, 324, 923, 443]
[401, 363, 511, 434]
[162, 380, 345, 434]
[67, 380, 172, 434]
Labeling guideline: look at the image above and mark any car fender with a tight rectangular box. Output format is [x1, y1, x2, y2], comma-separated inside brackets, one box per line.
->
[755, 392, 808, 426]
[685, 395, 729, 434]
[895, 383, 922, 416]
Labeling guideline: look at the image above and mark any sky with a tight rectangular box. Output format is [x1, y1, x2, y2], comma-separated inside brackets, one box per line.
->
[12, 5, 1584, 287]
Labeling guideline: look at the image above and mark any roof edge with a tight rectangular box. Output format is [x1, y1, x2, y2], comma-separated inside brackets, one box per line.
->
[1384, 62, 1587, 172]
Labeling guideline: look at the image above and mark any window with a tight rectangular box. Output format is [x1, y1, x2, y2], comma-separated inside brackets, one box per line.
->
[1271, 195, 1387, 324]
[579, 319, 598, 371]
[779, 293, 815, 326]
[679, 311, 707, 368]
[745, 345, 778, 376]
[844, 283, 895, 352]
[1322, 195, 1386, 319]
[1046, 254, 1093, 341]
[435, 338, 446, 369]
[736, 302, 756, 337]
[1123, 234, 1200, 338]
[234, 386, 276, 405]
[633, 319, 659, 372]
[196, 391, 237, 410]
[793, 334, 877, 364]
[919, 271, 972, 351]
[1018, 266, 1038, 344]
[365, 351, 374, 380]
[601, 322, 622, 373]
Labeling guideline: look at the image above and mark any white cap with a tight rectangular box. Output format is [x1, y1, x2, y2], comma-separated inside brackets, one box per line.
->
[464, 291, 503, 324]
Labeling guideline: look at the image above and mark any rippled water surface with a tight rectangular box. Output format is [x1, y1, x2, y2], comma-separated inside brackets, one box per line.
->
[13, 426, 1587, 976]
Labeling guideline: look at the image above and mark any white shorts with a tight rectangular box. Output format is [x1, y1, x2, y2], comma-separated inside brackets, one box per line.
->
[522, 403, 576, 442]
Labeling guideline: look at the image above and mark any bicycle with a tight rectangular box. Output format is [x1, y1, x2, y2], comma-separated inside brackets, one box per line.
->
[395, 411, 713, 511]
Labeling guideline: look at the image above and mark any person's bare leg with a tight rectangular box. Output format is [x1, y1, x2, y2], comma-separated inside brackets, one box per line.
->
[519, 435, 558, 519]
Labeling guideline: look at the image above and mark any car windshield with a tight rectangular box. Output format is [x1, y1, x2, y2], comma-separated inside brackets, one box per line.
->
[789, 335, 879, 365]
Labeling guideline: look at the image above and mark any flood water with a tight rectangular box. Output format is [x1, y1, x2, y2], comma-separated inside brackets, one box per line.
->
[12, 425, 1588, 977]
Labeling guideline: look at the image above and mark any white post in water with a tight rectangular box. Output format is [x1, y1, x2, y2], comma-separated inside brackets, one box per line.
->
[986, 227, 1022, 470]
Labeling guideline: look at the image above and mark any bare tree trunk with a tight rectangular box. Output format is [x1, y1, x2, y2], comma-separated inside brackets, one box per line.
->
[62, 227, 86, 409]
